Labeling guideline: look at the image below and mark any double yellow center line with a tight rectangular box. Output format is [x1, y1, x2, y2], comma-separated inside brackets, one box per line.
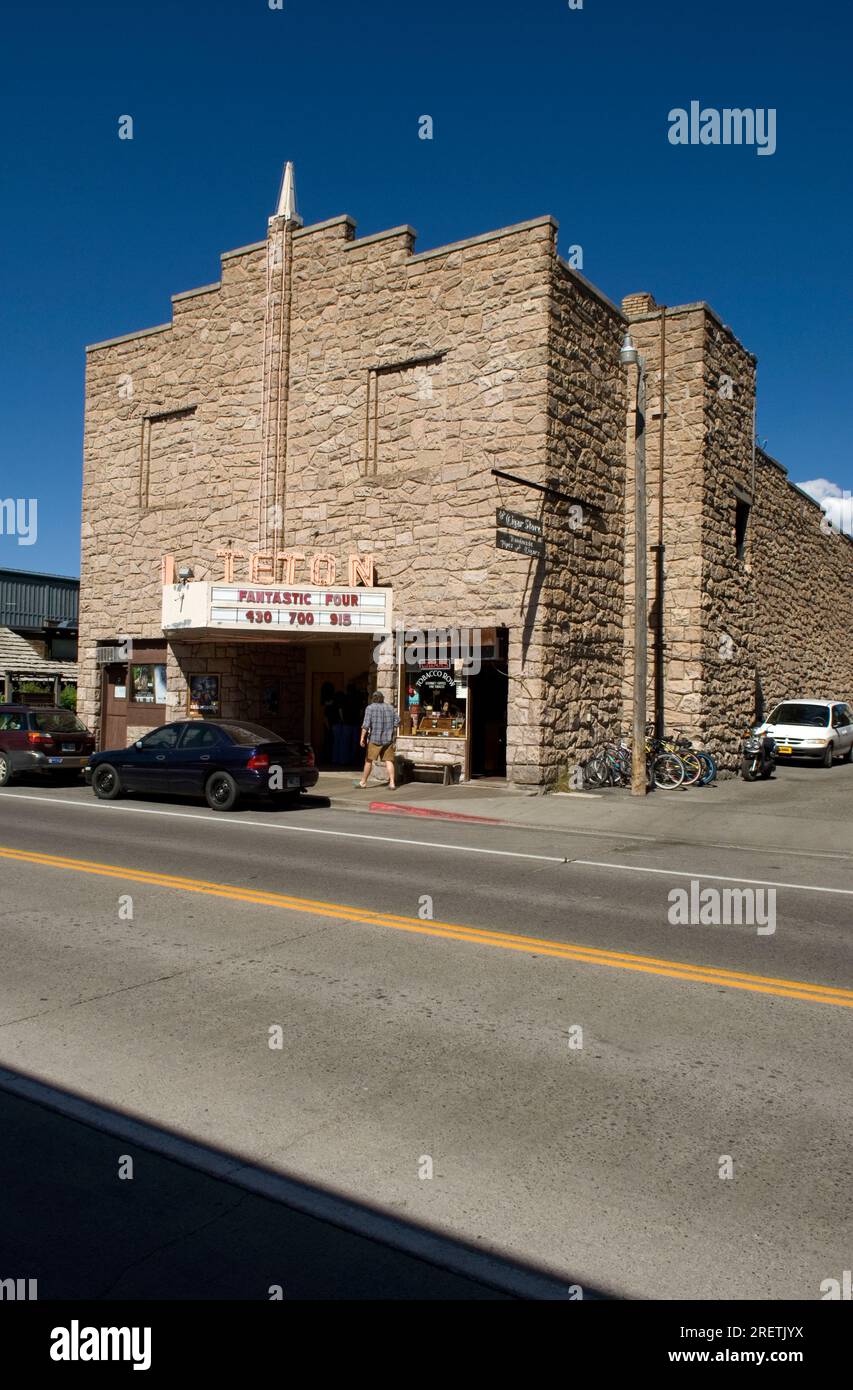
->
[3, 845, 851, 1009]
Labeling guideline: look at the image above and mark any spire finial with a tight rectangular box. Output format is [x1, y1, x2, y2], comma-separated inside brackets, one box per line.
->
[275, 161, 298, 221]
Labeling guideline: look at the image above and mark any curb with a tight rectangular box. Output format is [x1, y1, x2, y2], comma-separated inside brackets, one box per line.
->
[368, 801, 505, 825]
[318, 796, 852, 863]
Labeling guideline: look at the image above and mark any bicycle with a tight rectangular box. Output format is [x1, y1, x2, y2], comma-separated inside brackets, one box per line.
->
[658, 730, 703, 787]
[581, 742, 631, 788]
[580, 730, 716, 792]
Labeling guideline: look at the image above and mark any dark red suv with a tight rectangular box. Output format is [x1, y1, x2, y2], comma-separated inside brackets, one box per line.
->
[0, 705, 96, 785]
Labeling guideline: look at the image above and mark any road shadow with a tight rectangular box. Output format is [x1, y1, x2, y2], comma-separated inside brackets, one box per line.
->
[0, 1067, 613, 1301]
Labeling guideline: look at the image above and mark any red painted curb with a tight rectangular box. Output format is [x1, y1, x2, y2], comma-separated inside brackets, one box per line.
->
[368, 801, 505, 825]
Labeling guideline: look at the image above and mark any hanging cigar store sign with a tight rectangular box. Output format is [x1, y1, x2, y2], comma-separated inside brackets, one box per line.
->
[496, 530, 545, 558]
[496, 508, 543, 539]
[495, 509, 545, 558]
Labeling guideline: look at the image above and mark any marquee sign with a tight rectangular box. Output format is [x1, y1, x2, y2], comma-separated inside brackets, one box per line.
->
[162, 579, 392, 635]
[210, 585, 390, 632]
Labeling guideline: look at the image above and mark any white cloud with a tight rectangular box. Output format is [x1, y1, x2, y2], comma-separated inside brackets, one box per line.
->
[797, 478, 852, 536]
[798, 477, 843, 503]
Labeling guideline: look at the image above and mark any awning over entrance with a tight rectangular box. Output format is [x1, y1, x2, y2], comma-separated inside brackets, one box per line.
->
[162, 581, 392, 641]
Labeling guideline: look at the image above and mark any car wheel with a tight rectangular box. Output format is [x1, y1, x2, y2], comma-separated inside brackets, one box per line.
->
[205, 771, 240, 811]
[0, 753, 15, 787]
[92, 764, 123, 799]
[822, 743, 834, 768]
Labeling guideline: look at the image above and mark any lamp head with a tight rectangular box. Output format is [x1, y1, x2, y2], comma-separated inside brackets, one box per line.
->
[619, 332, 639, 367]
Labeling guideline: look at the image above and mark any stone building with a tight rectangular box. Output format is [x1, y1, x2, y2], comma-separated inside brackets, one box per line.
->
[620, 296, 853, 757]
[78, 170, 853, 783]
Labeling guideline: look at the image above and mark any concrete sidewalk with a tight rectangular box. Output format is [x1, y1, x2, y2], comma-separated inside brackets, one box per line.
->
[312, 763, 853, 857]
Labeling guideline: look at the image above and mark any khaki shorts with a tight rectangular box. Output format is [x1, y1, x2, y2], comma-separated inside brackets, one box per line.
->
[367, 741, 395, 762]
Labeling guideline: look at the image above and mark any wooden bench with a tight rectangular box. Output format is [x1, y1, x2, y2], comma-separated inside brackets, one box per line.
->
[407, 760, 461, 786]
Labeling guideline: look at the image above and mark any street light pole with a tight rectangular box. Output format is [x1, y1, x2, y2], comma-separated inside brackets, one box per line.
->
[620, 334, 649, 796]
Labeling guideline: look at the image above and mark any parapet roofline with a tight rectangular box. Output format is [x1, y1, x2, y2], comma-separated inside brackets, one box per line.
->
[292, 215, 355, 238]
[86, 321, 172, 352]
[624, 300, 757, 362]
[406, 215, 557, 262]
[556, 257, 623, 319]
[292, 212, 556, 255]
[85, 215, 749, 360]
[85, 214, 560, 350]
[755, 448, 853, 550]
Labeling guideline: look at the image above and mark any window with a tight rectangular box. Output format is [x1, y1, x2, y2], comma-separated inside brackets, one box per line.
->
[0, 713, 26, 731]
[400, 662, 468, 740]
[218, 722, 281, 746]
[32, 711, 88, 733]
[179, 724, 223, 749]
[767, 704, 830, 728]
[139, 725, 181, 749]
[130, 664, 167, 705]
[735, 499, 751, 560]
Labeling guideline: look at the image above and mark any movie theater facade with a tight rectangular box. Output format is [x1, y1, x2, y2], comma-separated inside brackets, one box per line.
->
[78, 186, 853, 784]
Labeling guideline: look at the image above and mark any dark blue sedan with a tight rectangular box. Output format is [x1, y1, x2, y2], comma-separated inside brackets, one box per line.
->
[85, 719, 318, 811]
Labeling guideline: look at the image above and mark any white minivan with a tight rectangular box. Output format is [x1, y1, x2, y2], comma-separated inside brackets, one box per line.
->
[758, 699, 853, 767]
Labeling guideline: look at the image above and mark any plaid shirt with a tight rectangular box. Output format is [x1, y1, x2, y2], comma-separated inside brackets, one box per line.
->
[362, 701, 400, 744]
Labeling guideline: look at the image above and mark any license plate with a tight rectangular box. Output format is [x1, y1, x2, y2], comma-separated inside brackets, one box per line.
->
[61, 743, 76, 752]
[286, 775, 299, 789]
[777, 745, 792, 755]
[49, 757, 62, 764]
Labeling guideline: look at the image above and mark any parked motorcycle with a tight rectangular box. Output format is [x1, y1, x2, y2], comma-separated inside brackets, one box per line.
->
[741, 726, 777, 781]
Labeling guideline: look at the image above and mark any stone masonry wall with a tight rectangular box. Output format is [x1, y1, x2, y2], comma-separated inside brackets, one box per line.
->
[751, 453, 853, 707]
[79, 211, 576, 782]
[697, 312, 758, 762]
[543, 263, 626, 780]
[619, 302, 708, 744]
[282, 215, 557, 784]
[621, 297, 852, 771]
[166, 640, 306, 736]
[79, 242, 269, 730]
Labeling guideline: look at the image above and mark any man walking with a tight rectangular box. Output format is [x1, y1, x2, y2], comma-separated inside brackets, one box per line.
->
[357, 691, 400, 790]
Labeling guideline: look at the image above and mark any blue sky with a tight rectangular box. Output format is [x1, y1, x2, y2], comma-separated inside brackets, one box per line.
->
[1, 0, 850, 575]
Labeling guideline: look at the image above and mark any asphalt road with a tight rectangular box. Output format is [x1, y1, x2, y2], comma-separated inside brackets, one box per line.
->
[0, 776, 851, 1299]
